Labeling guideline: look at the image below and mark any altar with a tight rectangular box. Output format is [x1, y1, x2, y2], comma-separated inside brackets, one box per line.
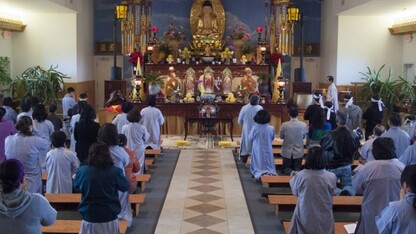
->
[98, 102, 289, 137]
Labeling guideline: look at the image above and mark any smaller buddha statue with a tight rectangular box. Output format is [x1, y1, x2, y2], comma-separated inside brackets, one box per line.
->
[164, 66, 180, 99]
[222, 68, 232, 95]
[198, 66, 215, 95]
[185, 68, 196, 96]
[241, 67, 257, 95]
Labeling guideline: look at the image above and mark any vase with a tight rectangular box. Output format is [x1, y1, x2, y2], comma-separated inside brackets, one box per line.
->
[148, 84, 160, 95]
[168, 40, 180, 63]
[185, 58, 190, 64]
[232, 39, 246, 64]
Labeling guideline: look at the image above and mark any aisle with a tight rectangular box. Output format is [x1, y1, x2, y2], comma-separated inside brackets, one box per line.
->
[155, 149, 253, 234]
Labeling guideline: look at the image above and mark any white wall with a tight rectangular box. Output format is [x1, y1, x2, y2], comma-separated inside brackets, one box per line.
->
[0, 34, 12, 58]
[336, 16, 402, 84]
[76, 0, 94, 82]
[11, 13, 77, 80]
[402, 34, 416, 72]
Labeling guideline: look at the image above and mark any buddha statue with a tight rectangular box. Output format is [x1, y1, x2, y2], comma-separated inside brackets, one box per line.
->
[164, 66, 180, 99]
[241, 67, 257, 95]
[196, 1, 219, 39]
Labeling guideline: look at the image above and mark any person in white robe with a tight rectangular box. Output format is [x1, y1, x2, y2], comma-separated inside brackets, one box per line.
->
[352, 137, 405, 234]
[5, 116, 50, 193]
[289, 146, 337, 234]
[359, 124, 385, 163]
[376, 164, 416, 234]
[248, 110, 276, 180]
[69, 113, 80, 152]
[381, 112, 410, 159]
[62, 87, 76, 118]
[46, 131, 79, 193]
[326, 75, 338, 111]
[238, 94, 262, 162]
[112, 102, 133, 133]
[140, 96, 164, 150]
[399, 139, 416, 165]
[32, 104, 55, 172]
[97, 123, 133, 226]
[122, 110, 149, 174]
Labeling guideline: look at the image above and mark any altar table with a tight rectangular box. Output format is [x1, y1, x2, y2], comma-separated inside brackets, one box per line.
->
[184, 116, 234, 141]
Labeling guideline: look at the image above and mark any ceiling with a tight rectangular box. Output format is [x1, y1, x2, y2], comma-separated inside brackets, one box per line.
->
[0, 0, 74, 15]
[339, 0, 416, 17]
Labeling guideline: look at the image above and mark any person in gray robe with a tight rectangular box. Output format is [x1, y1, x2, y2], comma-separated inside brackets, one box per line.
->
[381, 112, 410, 159]
[279, 105, 307, 175]
[399, 137, 416, 165]
[248, 110, 276, 180]
[112, 102, 133, 134]
[340, 94, 362, 131]
[376, 164, 416, 234]
[353, 137, 405, 234]
[359, 124, 385, 163]
[62, 87, 76, 118]
[32, 104, 55, 172]
[289, 146, 337, 234]
[122, 110, 150, 174]
[5, 116, 50, 193]
[46, 131, 79, 193]
[140, 96, 164, 150]
[98, 123, 133, 227]
[238, 94, 262, 162]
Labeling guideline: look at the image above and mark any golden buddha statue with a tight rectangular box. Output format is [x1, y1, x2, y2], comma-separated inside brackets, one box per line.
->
[241, 67, 257, 95]
[190, 0, 225, 55]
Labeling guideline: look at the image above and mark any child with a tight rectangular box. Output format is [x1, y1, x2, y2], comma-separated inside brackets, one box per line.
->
[119, 134, 140, 193]
[46, 131, 80, 193]
[47, 104, 63, 132]
[376, 164, 416, 233]
[73, 142, 130, 233]
[288, 146, 337, 234]
[248, 110, 277, 180]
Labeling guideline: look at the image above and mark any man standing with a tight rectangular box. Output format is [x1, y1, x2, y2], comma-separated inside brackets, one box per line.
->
[279, 105, 307, 175]
[381, 112, 410, 159]
[238, 94, 262, 163]
[320, 109, 360, 195]
[62, 87, 76, 118]
[326, 76, 338, 112]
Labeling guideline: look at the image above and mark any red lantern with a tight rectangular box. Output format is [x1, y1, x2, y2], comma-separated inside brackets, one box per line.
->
[256, 26, 263, 33]
[152, 26, 159, 33]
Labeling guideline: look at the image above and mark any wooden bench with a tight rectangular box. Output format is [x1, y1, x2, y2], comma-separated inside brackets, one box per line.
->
[45, 193, 145, 216]
[41, 220, 128, 234]
[135, 174, 151, 191]
[283, 221, 349, 234]
[145, 149, 161, 158]
[145, 159, 154, 168]
[268, 195, 363, 216]
[260, 175, 291, 188]
[247, 157, 360, 169]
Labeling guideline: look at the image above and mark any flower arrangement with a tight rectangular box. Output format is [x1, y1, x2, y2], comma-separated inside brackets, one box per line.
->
[180, 47, 191, 60]
[242, 44, 253, 54]
[129, 51, 143, 65]
[221, 47, 233, 59]
[226, 24, 250, 41]
[163, 20, 186, 42]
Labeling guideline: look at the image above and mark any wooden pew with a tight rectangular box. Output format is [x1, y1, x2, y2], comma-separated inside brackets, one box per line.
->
[145, 159, 154, 168]
[44, 193, 145, 216]
[247, 157, 360, 169]
[145, 149, 161, 158]
[268, 195, 363, 216]
[41, 220, 128, 234]
[283, 221, 349, 234]
[135, 174, 151, 191]
[260, 175, 291, 188]
[272, 148, 309, 155]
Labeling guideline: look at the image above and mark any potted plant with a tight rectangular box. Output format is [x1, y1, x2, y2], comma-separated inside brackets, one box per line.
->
[0, 57, 12, 95]
[144, 71, 165, 95]
[256, 72, 271, 94]
[10, 65, 69, 105]
[242, 44, 254, 62]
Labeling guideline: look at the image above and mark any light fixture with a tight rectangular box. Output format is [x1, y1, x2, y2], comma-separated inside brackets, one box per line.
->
[147, 44, 154, 64]
[116, 5, 128, 20]
[111, 4, 128, 81]
[256, 26, 263, 44]
[260, 45, 267, 65]
[134, 76, 143, 103]
[277, 76, 286, 104]
[0, 11, 26, 32]
[287, 7, 300, 23]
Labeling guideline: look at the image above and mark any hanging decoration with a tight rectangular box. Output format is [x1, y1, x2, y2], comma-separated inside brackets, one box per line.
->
[120, 0, 152, 55]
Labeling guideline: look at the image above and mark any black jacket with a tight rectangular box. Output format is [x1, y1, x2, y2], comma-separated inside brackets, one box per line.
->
[320, 126, 360, 169]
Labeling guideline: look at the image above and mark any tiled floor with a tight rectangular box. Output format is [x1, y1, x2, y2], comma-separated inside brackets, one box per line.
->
[155, 149, 253, 234]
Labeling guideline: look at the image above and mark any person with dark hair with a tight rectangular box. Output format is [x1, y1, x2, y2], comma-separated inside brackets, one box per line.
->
[363, 95, 384, 140]
[0, 107, 16, 162]
[112, 101, 133, 133]
[1, 96, 17, 123]
[376, 164, 416, 233]
[352, 137, 405, 234]
[304, 91, 330, 146]
[47, 104, 63, 131]
[401, 115, 415, 136]
[62, 87, 76, 118]
[16, 96, 33, 122]
[122, 110, 149, 174]
[323, 101, 336, 130]
[288, 146, 337, 234]
[32, 104, 54, 172]
[71, 92, 88, 116]
[69, 102, 90, 152]
[73, 142, 130, 233]
[119, 134, 140, 193]
[140, 95, 164, 150]
[5, 116, 50, 193]
[359, 124, 386, 164]
[98, 123, 133, 225]
[248, 110, 276, 180]
[46, 131, 79, 193]
[279, 105, 307, 175]
[381, 112, 410, 158]
[326, 75, 338, 111]
[74, 105, 100, 164]
[238, 94, 263, 162]
[320, 109, 360, 196]
[0, 159, 57, 232]
[340, 94, 362, 131]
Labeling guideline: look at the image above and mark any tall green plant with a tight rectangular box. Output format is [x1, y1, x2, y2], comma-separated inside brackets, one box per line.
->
[0, 57, 12, 87]
[10, 65, 69, 105]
